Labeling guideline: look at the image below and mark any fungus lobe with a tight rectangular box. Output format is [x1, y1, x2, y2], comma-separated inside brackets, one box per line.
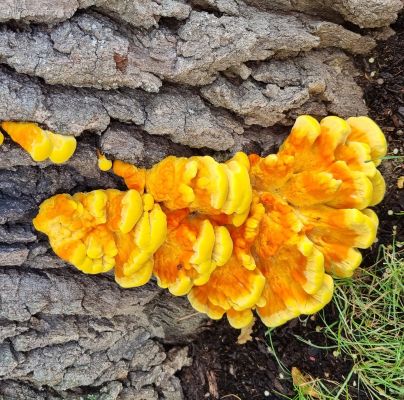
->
[1, 121, 77, 163]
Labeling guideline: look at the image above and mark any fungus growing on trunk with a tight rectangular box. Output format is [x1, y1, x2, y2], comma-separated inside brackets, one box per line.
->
[33, 115, 386, 328]
[97, 152, 113, 171]
[1, 121, 77, 163]
[33, 189, 167, 287]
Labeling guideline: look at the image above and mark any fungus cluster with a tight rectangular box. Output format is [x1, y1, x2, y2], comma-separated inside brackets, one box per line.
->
[33, 115, 387, 328]
[33, 189, 167, 287]
[1, 121, 76, 163]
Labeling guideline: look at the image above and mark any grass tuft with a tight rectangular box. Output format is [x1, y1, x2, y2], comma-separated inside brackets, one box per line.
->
[318, 242, 404, 400]
[267, 241, 404, 399]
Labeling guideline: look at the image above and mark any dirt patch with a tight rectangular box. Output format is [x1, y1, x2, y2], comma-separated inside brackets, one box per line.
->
[179, 13, 403, 400]
[180, 316, 357, 400]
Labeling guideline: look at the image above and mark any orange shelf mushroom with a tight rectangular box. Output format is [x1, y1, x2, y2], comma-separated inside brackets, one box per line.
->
[33, 115, 387, 329]
[1, 121, 77, 163]
[33, 189, 167, 287]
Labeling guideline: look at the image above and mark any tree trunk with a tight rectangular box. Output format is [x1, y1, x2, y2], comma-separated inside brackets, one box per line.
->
[0, 1, 401, 399]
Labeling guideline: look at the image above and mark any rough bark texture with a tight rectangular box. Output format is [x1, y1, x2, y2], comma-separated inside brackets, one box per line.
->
[0, 1, 402, 399]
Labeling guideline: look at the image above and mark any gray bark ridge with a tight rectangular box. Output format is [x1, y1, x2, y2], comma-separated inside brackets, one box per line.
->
[0, 0, 402, 399]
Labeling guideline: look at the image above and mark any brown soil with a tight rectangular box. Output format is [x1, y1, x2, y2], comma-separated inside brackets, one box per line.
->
[179, 13, 404, 400]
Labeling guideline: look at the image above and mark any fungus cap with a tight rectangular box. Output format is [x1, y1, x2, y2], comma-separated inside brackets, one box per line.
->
[98, 153, 113, 171]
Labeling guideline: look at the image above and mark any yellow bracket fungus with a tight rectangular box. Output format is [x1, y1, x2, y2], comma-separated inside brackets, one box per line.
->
[1, 121, 77, 163]
[33, 189, 167, 287]
[33, 115, 387, 329]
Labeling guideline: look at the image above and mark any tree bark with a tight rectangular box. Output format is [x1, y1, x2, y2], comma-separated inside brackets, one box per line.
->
[0, 1, 401, 399]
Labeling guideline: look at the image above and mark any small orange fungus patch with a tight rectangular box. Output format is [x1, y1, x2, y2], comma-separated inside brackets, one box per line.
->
[33, 115, 387, 329]
[1, 121, 76, 163]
